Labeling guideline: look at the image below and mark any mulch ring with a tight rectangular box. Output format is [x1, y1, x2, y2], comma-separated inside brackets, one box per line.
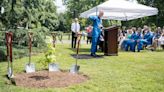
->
[14, 70, 89, 88]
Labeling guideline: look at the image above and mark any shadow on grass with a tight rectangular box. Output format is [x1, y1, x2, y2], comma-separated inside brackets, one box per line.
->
[68, 48, 91, 53]
[68, 48, 104, 53]
[155, 49, 164, 52]
[71, 54, 104, 59]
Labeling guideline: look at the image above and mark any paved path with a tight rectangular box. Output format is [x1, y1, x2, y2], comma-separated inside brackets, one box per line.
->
[55, 40, 89, 44]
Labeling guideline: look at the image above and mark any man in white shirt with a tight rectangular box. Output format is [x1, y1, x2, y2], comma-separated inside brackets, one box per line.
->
[71, 18, 80, 48]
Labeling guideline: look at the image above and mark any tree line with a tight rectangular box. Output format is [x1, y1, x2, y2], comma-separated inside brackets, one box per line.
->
[65, 0, 164, 29]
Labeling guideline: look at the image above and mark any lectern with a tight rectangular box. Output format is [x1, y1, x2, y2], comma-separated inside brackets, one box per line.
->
[103, 26, 118, 56]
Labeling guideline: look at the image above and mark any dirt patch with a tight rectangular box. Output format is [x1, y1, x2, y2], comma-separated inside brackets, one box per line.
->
[14, 70, 88, 88]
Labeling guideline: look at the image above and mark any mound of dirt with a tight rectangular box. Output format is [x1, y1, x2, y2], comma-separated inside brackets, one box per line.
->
[14, 70, 88, 88]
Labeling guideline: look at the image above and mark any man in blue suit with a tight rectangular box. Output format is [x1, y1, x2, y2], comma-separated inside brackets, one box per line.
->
[89, 10, 104, 57]
[125, 29, 136, 52]
[125, 35, 135, 52]
[134, 29, 142, 52]
[138, 27, 153, 51]
[125, 28, 142, 52]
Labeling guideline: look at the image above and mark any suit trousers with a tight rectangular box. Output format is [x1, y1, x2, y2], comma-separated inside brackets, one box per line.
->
[72, 32, 77, 48]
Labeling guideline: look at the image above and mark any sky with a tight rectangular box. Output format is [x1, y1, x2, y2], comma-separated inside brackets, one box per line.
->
[54, 0, 66, 13]
[53, 0, 138, 13]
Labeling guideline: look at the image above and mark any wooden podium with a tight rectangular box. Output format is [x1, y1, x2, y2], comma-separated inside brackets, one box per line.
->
[103, 26, 118, 56]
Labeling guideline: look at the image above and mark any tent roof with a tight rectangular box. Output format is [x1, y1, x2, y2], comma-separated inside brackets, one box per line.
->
[80, 0, 158, 21]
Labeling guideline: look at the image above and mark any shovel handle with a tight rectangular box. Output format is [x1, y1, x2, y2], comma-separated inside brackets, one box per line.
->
[6, 32, 10, 70]
[5, 32, 9, 58]
[76, 34, 82, 55]
[6, 32, 13, 63]
[9, 32, 13, 63]
[6, 32, 13, 78]
[28, 32, 33, 53]
[28, 32, 33, 64]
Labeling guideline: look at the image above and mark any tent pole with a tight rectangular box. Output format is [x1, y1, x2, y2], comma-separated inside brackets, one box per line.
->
[96, 7, 98, 16]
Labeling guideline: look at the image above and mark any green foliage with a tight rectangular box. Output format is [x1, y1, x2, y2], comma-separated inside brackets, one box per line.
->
[124, 0, 164, 27]
[31, 27, 48, 47]
[0, 0, 59, 48]
[38, 36, 56, 67]
[45, 43, 56, 62]
[56, 13, 67, 32]
[0, 45, 45, 61]
[0, 0, 59, 60]
[0, 31, 5, 46]
[0, 46, 6, 61]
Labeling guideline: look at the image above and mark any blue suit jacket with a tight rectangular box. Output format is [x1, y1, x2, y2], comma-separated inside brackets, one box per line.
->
[130, 33, 142, 41]
[143, 32, 153, 45]
[89, 16, 102, 37]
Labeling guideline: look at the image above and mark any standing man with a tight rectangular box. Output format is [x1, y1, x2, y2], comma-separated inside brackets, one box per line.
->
[71, 18, 80, 48]
[89, 10, 104, 57]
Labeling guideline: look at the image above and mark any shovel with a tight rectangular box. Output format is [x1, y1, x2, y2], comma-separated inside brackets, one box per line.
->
[6, 32, 14, 78]
[49, 63, 59, 72]
[25, 32, 35, 73]
[48, 33, 59, 72]
[70, 34, 82, 73]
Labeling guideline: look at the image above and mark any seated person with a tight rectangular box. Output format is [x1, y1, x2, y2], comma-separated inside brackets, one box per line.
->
[134, 28, 143, 52]
[137, 27, 153, 51]
[125, 27, 142, 52]
[124, 28, 137, 52]
[121, 28, 133, 51]
[148, 27, 162, 51]
[158, 32, 164, 49]
[118, 32, 126, 49]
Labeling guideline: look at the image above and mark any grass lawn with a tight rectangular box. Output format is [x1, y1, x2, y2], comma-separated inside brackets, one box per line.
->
[0, 43, 164, 92]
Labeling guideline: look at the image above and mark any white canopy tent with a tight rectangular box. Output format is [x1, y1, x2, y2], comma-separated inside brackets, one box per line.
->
[80, 0, 158, 21]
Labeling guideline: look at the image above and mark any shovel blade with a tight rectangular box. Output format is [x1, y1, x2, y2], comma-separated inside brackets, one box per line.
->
[70, 65, 80, 73]
[49, 63, 59, 72]
[25, 63, 35, 73]
[7, 67, 14, 78]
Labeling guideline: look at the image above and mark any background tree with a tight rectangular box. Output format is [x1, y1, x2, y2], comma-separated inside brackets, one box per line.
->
[0, 0, 59, 47]
[123, 0, 164, 29]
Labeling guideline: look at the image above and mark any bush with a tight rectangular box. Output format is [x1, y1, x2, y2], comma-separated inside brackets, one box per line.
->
[38, 36, 56, 67]
[0, 46, 6, 61]
[0, 31, 5, 46]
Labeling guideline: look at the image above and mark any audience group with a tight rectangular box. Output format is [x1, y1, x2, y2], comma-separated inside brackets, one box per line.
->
[118, 25, 164, 52]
